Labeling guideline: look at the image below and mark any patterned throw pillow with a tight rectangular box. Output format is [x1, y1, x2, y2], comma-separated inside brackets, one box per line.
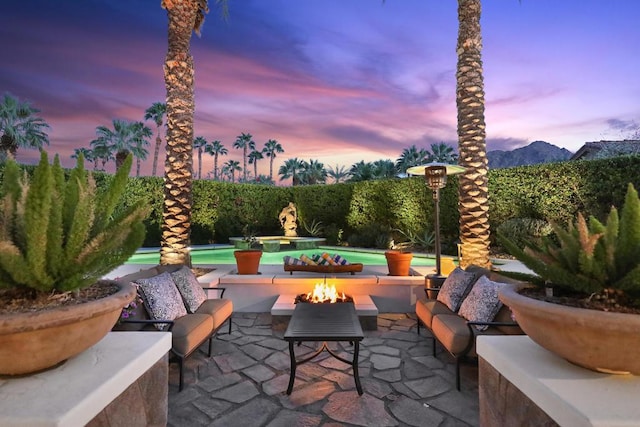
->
[332, 254, 350, 265]
[170, 266, 208, 313]
[436, 267, 477, 312]
[136, 272, 187, 330]
[458, 275, 506, 331]
[283, 255, 306, 265]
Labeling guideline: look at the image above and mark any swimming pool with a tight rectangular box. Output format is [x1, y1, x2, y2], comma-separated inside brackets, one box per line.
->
[127, 247, 436, 266]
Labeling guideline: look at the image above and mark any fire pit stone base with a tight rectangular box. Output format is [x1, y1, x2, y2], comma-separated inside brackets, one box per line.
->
[271, 294, 378, 331]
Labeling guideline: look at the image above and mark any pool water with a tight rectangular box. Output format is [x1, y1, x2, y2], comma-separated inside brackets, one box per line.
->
[127, 247, 436, 266]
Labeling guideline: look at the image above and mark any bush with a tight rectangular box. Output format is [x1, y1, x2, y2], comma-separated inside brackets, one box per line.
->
[495, 218, 553, 250]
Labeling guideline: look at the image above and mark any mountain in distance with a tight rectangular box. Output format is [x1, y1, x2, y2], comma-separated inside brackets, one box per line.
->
[487, 140, 573, 169]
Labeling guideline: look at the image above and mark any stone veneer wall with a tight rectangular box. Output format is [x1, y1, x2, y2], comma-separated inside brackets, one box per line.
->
[478, 357, 559, 427]
[87, 355, 168, 427]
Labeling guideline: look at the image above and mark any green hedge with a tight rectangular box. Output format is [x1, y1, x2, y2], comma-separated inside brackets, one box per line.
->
[3, 155, 640, 249]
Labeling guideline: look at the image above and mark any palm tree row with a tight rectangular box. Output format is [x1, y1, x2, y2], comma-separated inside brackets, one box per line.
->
[190, 132, 284, 182]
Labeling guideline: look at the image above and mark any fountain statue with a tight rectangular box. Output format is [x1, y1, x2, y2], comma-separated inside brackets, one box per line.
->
[279, 202, 298, 237]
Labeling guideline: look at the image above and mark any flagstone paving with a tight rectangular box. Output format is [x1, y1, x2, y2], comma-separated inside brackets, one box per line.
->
[168, 313, 480, 426]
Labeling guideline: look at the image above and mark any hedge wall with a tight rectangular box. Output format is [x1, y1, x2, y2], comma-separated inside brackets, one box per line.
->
[3, 155, 640, 250]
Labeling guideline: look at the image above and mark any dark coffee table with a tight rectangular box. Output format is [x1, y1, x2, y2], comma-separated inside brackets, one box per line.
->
[284, 302, 364, 395]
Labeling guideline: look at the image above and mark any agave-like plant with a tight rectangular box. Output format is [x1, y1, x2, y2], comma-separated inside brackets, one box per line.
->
[0, 151, 149, 293]
[498, 183, 640, 297]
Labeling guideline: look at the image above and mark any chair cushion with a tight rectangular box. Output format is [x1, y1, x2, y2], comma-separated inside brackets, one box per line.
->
[136, 272, 188, 330]
[432, 313, 506, 357]
[436, 267, 477, 312]
[431, 314, 472, 356]
[458, 275, 506, 331]
[170, 266, 208, 313]
[416, 299, 453, 329]
[171, 314, 214, 357]
[195, 298, 233, 330]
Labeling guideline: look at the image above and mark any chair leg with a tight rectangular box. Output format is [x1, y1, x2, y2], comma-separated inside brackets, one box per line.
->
[228, 316, 232, 334]
[432, 337, 437, 357]
[208, 336, 213, 357]
[178, 358, 185, 392]
[417, 319, 421, 335]
[455, 357, 461, 391]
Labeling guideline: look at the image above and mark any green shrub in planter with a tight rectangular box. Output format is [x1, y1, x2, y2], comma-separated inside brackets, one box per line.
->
[498, 183, 640, 299]
[0, 152, 149, 293]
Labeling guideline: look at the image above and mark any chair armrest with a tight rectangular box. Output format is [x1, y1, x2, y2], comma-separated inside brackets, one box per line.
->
[424, 287, 440, 298]
[203, 287, 227, 298]
[120, 319, 175, 331]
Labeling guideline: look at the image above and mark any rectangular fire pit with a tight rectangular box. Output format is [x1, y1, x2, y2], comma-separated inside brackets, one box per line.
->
[271, 294, 378, 330]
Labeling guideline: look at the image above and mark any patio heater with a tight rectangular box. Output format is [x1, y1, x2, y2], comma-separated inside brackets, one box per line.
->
[407, 163, 465, 288]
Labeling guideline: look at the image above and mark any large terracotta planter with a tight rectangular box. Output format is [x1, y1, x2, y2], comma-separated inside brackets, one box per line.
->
[499, 283, 640, 375]
[0, 280, 136, 376]
[234, 249, 263, 275]
[385, 250, 413, 276]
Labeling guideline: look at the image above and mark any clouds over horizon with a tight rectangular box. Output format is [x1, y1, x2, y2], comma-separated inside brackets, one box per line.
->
[2, 0, 639, 175]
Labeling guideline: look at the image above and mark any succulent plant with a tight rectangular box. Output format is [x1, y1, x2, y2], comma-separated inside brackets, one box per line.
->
[0, 151, 149, 292]
[498, 183, 640, 296]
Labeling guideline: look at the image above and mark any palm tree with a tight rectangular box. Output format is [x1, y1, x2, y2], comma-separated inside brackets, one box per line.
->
[144, 102, 166, 176]
[204, 139, 227, 180]
[456, 0, 490, 268]
[263, 139, 284, 181]
[429, 142, 458, 163]
[248, 149, 264, 181]
[348, 161, 376, 182]
[278, 157, 305, 186]
[299, 159, 327, 185]
[372, 159, 396, 179]
[222, 159, 241, 182]
[71, 147, 96, 169]
[233, 132, 255, 182]
[327, 164, 350, 183]
[89, 137, 113, 171]
[91, 119, 151, 172]
[130, 122, 152, 176]
[193, 136, 210, 179]
[160, 0, 227, 265]
[0, 93, 50, 160]
[396, 145, 429, 174]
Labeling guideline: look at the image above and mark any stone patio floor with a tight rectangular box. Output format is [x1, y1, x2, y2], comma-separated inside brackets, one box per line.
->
[167, 313, 480, 427]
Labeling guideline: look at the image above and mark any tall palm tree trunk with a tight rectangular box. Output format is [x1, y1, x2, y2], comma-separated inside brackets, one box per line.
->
[269, 157, 274, 181]
[214, 154, 219, 180]
[243, 146, 248, 181]
[456, 0, 491, 268]
[115, 150, 129, 171]
[160, 0, 198, 266]
[152, 131, 162, 176]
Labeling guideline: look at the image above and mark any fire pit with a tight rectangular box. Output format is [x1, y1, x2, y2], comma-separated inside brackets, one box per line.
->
[294, 283, 354, 304]
[271, 282, 378, 331]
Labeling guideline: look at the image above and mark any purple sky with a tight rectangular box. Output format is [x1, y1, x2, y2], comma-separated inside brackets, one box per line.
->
[3, 0, 639, 177]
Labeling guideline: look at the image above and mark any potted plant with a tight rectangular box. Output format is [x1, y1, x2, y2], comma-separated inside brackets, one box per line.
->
[385, 249, 413, 276]
[498, 183, 640, 375]
[0, 152, 149, 375]
[234, 226, 262, 274]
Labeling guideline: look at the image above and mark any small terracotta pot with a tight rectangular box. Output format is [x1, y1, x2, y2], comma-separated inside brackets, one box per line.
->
[234, 249, 263, 275]
[385, 250, 413, 276]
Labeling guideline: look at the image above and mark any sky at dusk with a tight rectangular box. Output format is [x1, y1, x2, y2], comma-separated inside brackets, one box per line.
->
[3, 0, 640, 178]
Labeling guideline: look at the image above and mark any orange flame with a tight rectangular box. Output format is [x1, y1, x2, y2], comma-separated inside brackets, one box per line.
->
[306, 283, 345, 303]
